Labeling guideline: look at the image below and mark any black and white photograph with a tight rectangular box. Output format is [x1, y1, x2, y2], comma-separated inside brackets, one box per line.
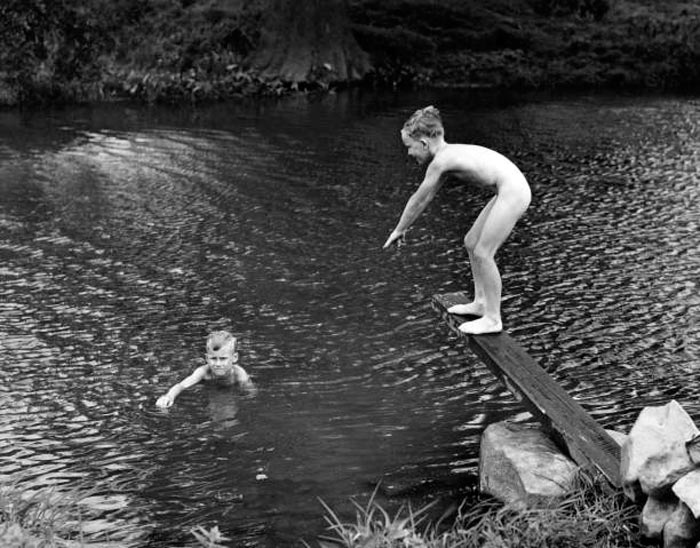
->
[1, 1, 699, 546]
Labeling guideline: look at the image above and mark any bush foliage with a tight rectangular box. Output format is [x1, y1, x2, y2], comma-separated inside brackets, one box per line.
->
[529, 0, 611, 20]
[1, 0, 700, 105]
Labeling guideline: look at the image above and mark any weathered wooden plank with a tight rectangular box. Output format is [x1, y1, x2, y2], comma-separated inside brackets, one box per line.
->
[432, 291, 621, 487]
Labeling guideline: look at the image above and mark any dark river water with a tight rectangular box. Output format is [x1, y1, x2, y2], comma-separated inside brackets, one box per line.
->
[1, 89, 698, 547]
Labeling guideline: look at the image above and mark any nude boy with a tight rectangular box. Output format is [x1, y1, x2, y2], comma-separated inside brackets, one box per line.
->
[383, 106, 531, 334]
[155, 330, 254, 408]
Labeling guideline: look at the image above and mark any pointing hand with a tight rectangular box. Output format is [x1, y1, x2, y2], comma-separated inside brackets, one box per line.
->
[382, 231, 405, 249]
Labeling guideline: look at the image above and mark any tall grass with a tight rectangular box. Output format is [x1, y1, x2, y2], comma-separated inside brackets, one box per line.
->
[314, 485, 436, 547]
[0, 480, 230, 548]
[312, 472, 641, 548]
[0, 481, 88, 547]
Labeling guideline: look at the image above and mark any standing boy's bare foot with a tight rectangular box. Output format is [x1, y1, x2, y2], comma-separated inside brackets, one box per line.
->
[458, 317, 502, 335]
[447, 302, 484, 316]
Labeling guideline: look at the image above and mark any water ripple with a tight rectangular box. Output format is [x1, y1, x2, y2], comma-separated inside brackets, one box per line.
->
[1, 92, 698, 546]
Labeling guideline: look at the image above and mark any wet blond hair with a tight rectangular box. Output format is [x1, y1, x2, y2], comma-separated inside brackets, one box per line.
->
[206, 330, 237, 353]
[402, 105, 444, 139]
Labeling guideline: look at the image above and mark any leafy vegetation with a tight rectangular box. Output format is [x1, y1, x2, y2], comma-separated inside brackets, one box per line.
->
[1, 1, 700, 107]
[0, 480, 88, 547]
[310, 472, 642, 548]
[0, 480, 229, 548]
[529, 0, 612, 19]
[2, 470, 641, 547]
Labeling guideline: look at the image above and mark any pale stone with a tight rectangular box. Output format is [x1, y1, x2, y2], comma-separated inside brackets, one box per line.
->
[673, 470, 700, 519]
[606, 428, 627, 447]
[479, 421, 579, 508]
[688, 435, 700, 465]
[621, 400, 699, 500]
[641, 496, 679, 540]
[664, 502, 700, 548]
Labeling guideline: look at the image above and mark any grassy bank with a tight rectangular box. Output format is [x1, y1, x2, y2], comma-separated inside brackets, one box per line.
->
[2, 471, 641, 548]
[1, 0, 700, 106]
[311, 472, 642, 548]
[356, 0, 700, 91]
[0, 479, 229, 548]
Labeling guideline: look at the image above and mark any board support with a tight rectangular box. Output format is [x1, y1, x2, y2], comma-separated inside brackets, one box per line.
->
[432, 291, 621, 487]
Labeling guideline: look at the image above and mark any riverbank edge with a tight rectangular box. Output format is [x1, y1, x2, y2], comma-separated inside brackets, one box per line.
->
[1, 52, 698, 109]
[315, 470, 640, 547]
[1, 469, 640, 548]
[2, 0, 699, 108]
[0, 63, 695, 110]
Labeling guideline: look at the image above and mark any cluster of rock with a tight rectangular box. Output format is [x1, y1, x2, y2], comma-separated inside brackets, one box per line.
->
[622, 400, 700, 547]
[479, 400, 700, 547]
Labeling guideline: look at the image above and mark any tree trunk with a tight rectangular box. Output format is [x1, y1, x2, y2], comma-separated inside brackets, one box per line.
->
[249, 0, 371, 84]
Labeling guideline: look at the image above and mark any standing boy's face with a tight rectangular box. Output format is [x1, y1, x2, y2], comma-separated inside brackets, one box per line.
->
[206, 343, 238, 376]
[401, 130, 430, 165]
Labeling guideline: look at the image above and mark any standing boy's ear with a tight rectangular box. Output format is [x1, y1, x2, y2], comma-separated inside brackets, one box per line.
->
[420, 138, 429, 149]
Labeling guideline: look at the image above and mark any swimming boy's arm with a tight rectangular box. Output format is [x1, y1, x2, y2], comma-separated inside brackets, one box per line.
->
[383, 161, 444, 248]
[155, 365, 208, 408]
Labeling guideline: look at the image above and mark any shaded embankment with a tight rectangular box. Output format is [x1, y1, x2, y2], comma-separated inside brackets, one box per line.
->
[1, 1, 699, 108]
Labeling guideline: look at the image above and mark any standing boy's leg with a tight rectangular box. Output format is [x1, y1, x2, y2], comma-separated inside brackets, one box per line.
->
[458, 193, 527, 335]
[447, 195, 497, 316]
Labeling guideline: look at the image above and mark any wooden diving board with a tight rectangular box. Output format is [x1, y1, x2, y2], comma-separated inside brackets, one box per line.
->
[432, 291, 621, 488]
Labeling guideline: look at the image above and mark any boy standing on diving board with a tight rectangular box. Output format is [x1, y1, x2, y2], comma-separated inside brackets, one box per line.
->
[383, 106, 531, 335]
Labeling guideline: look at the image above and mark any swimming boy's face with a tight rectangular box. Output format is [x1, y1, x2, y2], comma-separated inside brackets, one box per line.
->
[206, 341, 238, 377]
[401, 130, 430, 165]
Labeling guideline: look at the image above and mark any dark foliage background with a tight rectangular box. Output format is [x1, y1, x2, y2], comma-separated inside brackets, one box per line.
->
[1, 0, 699, 105]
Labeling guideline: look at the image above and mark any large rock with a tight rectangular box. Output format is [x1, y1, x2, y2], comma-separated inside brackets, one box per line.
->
[641, 496, 679, 540]
[621, 400, 699, 500]
[479, 421, 579, 508]
[674, 470, 700, 519]
[664, 502, 700, 548]
[606, 428, 627, 447]
[688, 435, 700, 465]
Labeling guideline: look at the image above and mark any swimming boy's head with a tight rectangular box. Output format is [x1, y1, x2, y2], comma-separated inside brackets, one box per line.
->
[401, 106, 444, 165]
[205, 330, 238, 377]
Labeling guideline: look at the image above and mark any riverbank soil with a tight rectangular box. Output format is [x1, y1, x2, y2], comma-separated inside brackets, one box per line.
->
[1, 0, 699, 105]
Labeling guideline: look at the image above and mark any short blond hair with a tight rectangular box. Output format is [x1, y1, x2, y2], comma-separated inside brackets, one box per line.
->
[206, 330, 237, 353]
[402, 105, 444, 138]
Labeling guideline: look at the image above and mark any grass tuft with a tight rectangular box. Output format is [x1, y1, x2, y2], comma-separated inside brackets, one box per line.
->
[312, 471, 641, 548]
[315, 484, 436, 548]
[0, 481, 88, 547]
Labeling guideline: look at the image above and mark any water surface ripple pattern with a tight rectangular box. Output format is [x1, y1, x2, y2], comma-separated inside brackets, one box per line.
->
[0, 92, 698, 546]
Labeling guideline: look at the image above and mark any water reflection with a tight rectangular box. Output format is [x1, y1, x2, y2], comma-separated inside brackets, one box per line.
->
[0, 91, 698, 546]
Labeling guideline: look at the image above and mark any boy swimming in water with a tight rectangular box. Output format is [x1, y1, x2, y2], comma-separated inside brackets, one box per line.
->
[155, 330, 254, 408]
[383, 106, 531, 335]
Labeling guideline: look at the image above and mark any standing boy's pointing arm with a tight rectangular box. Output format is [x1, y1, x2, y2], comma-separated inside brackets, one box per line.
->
[383, 161, 445, 249]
